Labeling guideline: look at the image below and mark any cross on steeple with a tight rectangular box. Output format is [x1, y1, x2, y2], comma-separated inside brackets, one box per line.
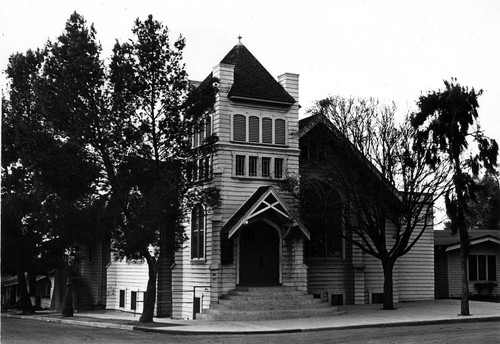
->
[238, 35, 242, 44]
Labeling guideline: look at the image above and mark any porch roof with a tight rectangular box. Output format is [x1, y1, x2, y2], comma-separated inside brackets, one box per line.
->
[221, 186, 310, 240]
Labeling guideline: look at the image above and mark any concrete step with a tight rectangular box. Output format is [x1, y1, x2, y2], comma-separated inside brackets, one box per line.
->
[197, 307, 346, 321]
[196, 286, 345, 321]
[213, 300, 329, 310]
[217, 297, 323, 308]
[228, 289, 308, 297]
[235, 286, 298, 292]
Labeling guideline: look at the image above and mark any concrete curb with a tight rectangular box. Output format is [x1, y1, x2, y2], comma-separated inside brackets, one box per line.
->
[5, 313, 500, 336]
[4, 313, 135, 331]
[132, 316, 500, 335]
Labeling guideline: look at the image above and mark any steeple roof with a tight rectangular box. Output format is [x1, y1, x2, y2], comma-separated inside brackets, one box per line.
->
[220, 44, 296, 105]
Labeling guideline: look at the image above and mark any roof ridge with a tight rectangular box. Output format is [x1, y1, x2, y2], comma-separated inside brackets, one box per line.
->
[219, 44, 295, 105]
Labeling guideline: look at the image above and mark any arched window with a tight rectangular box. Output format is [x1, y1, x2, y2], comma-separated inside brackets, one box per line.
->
[262, 117, 273, 144]
[233, 114, 246, 141]
[249, 116, 260, 143]
[275, 119, 286, 145]
[191, 204, 205, 259]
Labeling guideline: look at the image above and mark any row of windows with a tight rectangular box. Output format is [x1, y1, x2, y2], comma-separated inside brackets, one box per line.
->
[187, 156, 212, 182]
[469, 254, 497, 281]
[233, 114, 286, 145]
[190, 117, 213, 148]
[119, 290, 146, 310]
[235, 155, 284, 179]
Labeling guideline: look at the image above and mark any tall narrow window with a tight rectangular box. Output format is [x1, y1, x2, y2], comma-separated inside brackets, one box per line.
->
[204, 156, 211, 180]
[249, 156, 258, 177]
[205, 116, 212, 138]
[194, 130, 199, 147]
[488, 255, 497, 281]
[198, 158, 204, 181]
[249, 116, 260, 143]
[478, 255, 487, 280]
[233, 114, 246, 141]
[274, 158, 283, 179]
[131, 291, 137, 310]
[262, 157, 271, 178]
[235, 155, 245, 176]
[191, 204, 205, 259]
[119, 290, 125, 308]
[275, 119, 286, 145]
[262, 117, 273, 144]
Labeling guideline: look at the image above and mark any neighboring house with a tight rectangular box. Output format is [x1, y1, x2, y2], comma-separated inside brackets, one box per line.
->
[435, 229, 500, 299]
[100, 41, 435, 319]
[50, 241, 109, 312]
[1, 274, 52, 310]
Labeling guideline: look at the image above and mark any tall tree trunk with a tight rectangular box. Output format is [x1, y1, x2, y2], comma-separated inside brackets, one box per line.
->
[458, 235, 470, 316]
[454, 155, 470, 316]
[17, 266, 35, 315]
[139, 255, 157, 323]
[157, 226, 175, 317]
[61, 279, 74, 317]
[382, 258, 396, 310]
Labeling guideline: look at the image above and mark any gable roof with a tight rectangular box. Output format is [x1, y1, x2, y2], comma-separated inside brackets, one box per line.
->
[221, 186, 310, 239]
[220, 44, 296, 105]
[299, 114, 400, 201]
[435, 229, 500, 250]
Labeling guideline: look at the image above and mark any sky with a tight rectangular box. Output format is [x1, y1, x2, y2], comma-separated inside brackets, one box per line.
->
[1, 0, 499, 146]
[1, 0, 499, 227]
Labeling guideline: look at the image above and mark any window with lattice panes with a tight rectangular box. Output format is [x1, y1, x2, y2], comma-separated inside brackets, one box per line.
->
[262, 157, 271, 178]
[235, 155, 245, 176]
[191, 204, 205, 259]
[249, 156, 258, 177]
[274, 158, 283, 179]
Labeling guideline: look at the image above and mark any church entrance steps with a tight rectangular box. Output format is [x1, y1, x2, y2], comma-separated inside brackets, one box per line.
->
[196, 286, 346, 321]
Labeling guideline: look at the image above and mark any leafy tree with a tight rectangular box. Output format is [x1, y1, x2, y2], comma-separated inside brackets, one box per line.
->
[2, 49, 100, 314]
[34, 12, 217, 322]
[411, 79, 498, 315]
[465, 173, 500, 230]
[108, 15, 217, 322]
[298, 95, 449, 310]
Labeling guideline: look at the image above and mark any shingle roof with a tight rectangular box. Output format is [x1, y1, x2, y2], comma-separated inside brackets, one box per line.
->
[220, 44, 296, 105]
[434, 229, 500, 246]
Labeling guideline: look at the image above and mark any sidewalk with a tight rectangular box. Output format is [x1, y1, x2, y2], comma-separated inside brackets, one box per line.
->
[4, 299, 500, 335]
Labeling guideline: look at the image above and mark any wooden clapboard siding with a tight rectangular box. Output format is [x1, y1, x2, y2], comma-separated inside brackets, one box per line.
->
[106, 253, 149, 313]
[397, 223, 435, 301]
[170, 59, 301, 318]
[282, 235, 307, 291]
[79, 241, 108, 307]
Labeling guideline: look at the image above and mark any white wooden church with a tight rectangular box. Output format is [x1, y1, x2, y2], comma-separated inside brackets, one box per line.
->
[70, 42, 435, 320]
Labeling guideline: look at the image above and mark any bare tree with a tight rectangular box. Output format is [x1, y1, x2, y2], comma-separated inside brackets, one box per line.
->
[298, 96, 450, 309]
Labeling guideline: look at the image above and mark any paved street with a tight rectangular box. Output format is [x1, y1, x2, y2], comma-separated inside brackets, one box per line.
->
[2, 317, 499, 344]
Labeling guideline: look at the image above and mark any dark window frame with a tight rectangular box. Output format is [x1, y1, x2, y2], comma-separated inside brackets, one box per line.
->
[191, 204, 206, 260]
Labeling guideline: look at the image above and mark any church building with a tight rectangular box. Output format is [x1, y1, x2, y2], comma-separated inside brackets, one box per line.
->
[101, 41, 435, 320]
